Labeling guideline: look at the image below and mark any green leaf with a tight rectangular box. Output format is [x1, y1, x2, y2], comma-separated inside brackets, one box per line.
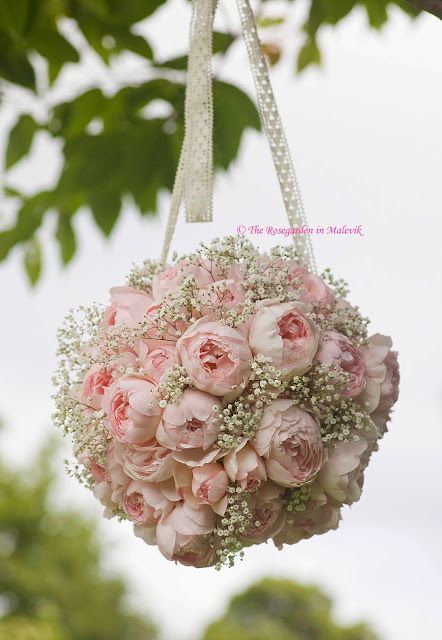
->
[0, 191, 50, 262]
[0, 44, 35, 89]
[51, 88, 106, 138]
[364, 0, 389, 28]
[213, 31, 236, 54]
[23, 237, 42, 286]
[29, 29, 79, 64]
[297, 38, 321, 72]
[0, 0, 29, 42]
[305, 0, 355, 36]
[6, 114, 38, 168]
[257, 16, 285, 28]
[114, 31, 153, 59]
[55, 214, 77, 264]
[3, 186, 23, 198]
[89, 190, 121, 236]
[80, 0, 110, 20]
[213, 81, 261, 170]
[104, 0, 167, 25]
[123, 119, 174, 213]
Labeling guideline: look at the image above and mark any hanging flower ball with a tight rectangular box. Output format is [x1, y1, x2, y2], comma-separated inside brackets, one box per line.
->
[54, 236, 399, 569]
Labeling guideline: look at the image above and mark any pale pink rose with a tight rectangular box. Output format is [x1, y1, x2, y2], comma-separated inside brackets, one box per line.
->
[116, 440, 174, 483]
[317, 435, 369, 505]
[103, 374, 161, 443]
[253, 400, 324, 488]
[90, 460, 107, 484]
[155, 502, 215, 560]
[358, 334, 399, 414]
[224, 442, 267, 491]
[176, 318, 253, 396]
[242, 482, 286, 544]
[171, 446, 222, 468]
[123, 479, 177, 525]
[78, 451, 107, 484]
[315, 330, 366, 398]
[192, 463, 228, 507]
[136, 339, 177, 383]
[287, 265, 334, 308]
[156, 389, 221, 451]
[201, 279, 245, 312]
[151, 261, 198, 301]
[93, 445, 130, 516]
[273, 484, 341, 547]
[373, 350, 399, 417]
[249, 302, 319, 378]
[192, 259, 244, 288]
[81, 363, 115, 409]
[172, 533, 217, 568]
[103, 286, 156, 327]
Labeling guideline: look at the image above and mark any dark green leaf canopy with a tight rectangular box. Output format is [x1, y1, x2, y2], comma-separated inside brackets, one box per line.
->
[0, 0, 422, 284]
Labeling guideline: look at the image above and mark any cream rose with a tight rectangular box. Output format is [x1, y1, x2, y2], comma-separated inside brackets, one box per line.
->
[315, 330, 365, 398]
[249, 302, 319, 378]
[253, 399, 324, 488]
[358, 334, 399, 414]
[103, 374, 161, 443]
[224, 442, 267, 491]
[242, 482, 286, 544]
[177, 318, 253, 396]
[156, 388, 221, 451]
[287, 265, 334, 309]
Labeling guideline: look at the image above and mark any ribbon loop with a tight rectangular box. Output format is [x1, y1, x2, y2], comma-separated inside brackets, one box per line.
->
[161, 0, 316, 275]
[184, 0, 217, 223]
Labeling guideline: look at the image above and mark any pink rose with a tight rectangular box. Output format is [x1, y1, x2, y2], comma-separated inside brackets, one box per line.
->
[273, 484, 341, 546]
[370, 350, 400, 436]
[103, 286, 156, 327]
[253, 399, 324, 488]
[192, 463, 229, 510]
[151, 264, 184, 301]
[171, 446, 222, 468]
[136, 339, 177, 383]
[315, 330, 366, 398]
[155, 502, 215, 560]
[317, 436, 369, 505]
[201, 279, 245, 313]
[177, 318, 253, 396]
[192, 259, 243, 289]
[224, 442, 267, 491]
[81, 363, 115, 409]
[103, 374, 161, 443]
[358, 334, 399, 414]
[93, 445, 130, 516]
[171, 533, 217, 568]
[116, 440, 174, 483]
[123, 479, 177, 524]
[249, 302, 319, 378]
[242, 482, 286, 544]
[156, 388, 221, 451]
[287, 265, 334, 308]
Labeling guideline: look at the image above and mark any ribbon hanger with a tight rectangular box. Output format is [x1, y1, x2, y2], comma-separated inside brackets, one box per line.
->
[161, 0, 316, 274]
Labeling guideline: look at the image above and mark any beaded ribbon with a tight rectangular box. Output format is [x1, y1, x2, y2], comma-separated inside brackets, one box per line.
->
[161, 0, 316, 274]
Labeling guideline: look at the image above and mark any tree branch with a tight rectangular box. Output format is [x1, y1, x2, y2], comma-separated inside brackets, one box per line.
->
[404, 0, 442, 19]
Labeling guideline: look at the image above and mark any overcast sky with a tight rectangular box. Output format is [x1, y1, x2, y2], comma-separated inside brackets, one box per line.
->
[0, 1, 441, 638]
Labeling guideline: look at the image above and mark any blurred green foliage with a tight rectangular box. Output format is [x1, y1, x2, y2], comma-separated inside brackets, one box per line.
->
[202, 578, 380, 640]
[0, 439, 157, 640]
[0, 0, 419, 284]
[0, 432, 382, 640]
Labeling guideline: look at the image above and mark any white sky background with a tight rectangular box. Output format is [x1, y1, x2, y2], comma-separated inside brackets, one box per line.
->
[0, 0, 441, 638]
